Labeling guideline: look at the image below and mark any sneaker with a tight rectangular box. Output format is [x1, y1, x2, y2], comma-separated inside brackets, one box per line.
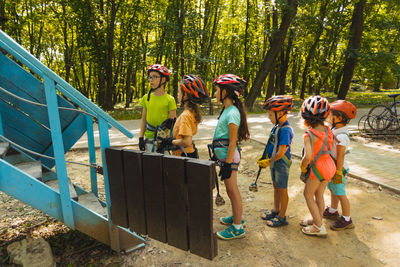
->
[323, 207, 339, 219]
[220, 216, 246, 227]
[331, 216, 355, 231]
[217, 225, 245, 240]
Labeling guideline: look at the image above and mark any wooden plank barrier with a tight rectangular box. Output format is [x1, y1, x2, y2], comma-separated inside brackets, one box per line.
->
[105, 149, 217, 260]
[142, 152, 167, 243]
[104, 148, 128, 228]
[163, 155, 189, 251]
[186, 159, 218, 260]
[122, 149, 147, 235]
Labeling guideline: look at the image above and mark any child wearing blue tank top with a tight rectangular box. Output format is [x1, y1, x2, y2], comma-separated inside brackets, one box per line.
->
[211, 74, 250, 241]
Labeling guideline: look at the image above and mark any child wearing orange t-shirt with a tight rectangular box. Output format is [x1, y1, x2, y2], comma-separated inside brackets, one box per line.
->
[299, 96, 336, 236]
[157, 75, 209, 158]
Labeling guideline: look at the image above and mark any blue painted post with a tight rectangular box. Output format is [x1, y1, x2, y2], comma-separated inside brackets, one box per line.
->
[98, 117, 120, 251]
[43, 76, 75, 229]
[86, 115, 98, 197]
[0, 112, 4, 136]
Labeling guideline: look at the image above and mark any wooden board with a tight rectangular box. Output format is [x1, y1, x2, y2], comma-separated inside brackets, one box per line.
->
[142, 152, 167, 243]
[122, 149, 147, 235]
[105, 148, 128, 228]
[186, 159, 218, 260]
[163, 155, 189, 251]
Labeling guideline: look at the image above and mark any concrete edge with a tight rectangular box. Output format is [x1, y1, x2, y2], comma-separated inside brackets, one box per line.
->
[250, 138, 400, 195]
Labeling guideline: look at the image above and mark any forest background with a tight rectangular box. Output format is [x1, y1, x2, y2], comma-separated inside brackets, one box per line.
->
[0, 0, 399, 112]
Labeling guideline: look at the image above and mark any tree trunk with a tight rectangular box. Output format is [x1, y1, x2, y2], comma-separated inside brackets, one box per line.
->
[299, 1, 328, 99]
[243, 0, 251, 96]
[245, 0, 298, 110]
[125, 60, 133, 108]
[337, 0, 366, 100]
[266, 65, 276, 99]
[279, 29, 293, 94]
[103, 0, 119, 110]
[0, 0, 5, 30]
[141, 33, 148, 98]
[291, 54, 300, 94]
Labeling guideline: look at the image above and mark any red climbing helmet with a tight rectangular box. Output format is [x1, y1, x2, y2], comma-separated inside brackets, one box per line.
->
[301, 95, 330, 120]
[330, 100, 357, 120]
[147, 64, 171, 81]
[213, 74, 247, 96]
[181, 75, 209, 104]
[263, 95, 294, 112]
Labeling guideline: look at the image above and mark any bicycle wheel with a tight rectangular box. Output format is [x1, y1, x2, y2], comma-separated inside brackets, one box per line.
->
[367, 104, 393, 131]
[358, 115, 371, 135]
[387, 104, 400, 131]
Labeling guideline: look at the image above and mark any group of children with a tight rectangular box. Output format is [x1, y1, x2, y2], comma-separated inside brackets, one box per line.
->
[138, 64, 357, 240]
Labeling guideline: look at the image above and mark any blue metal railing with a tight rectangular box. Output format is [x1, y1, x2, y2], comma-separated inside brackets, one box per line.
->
[0, 28, 135, 248]
[0, 30, 133, 139]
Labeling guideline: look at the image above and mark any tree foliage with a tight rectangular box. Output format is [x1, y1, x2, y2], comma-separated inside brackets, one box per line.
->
[0, 0, 398, 110]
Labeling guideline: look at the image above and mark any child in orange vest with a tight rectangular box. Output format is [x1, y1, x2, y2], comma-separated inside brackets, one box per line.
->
[300, 96, 336, 236]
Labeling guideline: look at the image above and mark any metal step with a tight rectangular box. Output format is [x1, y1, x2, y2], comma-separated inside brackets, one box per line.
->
[0, 142, 9, 158]
[78, 192, 107, 217]
[14, 161, 42, 179]
[45, 179, 78, 200]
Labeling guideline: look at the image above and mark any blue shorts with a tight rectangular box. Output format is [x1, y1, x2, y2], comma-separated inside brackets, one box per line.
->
[327, 174, 346, 196]
[270, 159, 290, 189]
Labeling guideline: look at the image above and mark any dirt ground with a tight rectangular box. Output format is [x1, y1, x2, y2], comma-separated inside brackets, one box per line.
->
[1, 139, 400, 266]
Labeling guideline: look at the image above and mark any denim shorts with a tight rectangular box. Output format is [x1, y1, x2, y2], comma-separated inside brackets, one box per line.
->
[270, 159, 290, 189]
[327, 174, 346, 196]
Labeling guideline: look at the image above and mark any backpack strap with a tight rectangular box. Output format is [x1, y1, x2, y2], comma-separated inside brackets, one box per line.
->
[270, 124, 291, 168]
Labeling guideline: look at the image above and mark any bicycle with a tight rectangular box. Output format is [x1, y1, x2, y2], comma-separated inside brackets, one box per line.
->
[367, 93, 400, 132]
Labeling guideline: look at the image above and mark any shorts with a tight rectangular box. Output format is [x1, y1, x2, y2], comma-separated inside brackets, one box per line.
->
[219, 150, 241, 171]
[270, 159, 290, 189]
[144, 138, 155, 152]
[327, 174, 346, 196]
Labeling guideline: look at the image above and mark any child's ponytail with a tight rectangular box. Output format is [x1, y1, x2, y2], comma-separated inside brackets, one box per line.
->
[232, 94, 250, 142]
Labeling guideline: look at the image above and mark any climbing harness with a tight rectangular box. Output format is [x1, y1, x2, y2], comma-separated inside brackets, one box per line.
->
[300, 127, 331, 183]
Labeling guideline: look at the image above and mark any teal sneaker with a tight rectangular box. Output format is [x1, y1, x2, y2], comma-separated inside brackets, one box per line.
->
[217, 225, 245, 240]
[220, 216, 246, 227]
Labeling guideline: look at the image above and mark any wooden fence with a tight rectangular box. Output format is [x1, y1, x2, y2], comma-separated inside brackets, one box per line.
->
[105, 148, 218, 260]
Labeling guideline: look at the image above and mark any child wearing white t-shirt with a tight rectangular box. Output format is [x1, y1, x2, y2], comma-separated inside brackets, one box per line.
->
[324, 100, 357, 230]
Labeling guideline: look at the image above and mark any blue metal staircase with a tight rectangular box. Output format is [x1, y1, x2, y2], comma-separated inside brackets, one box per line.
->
[0, 30, 145, 252]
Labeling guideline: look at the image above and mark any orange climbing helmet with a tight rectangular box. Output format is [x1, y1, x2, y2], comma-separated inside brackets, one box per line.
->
[263, 95, 294, 112]
[181, 74, 209, 104]
[330, 100, 357, 120]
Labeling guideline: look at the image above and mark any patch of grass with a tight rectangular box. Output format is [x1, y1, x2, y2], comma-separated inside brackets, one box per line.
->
[323, 89, 400, 107]
[107, 107, 142, 120]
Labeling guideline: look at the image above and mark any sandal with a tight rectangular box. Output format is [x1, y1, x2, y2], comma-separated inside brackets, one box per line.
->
[299, 219, 313, 227]
[267, 215, 288, 227]
[301, 223, 327, 236]
[261, 209, 278, 220]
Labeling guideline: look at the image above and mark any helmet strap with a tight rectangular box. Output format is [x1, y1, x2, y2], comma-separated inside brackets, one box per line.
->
[274, 111, 287, 125]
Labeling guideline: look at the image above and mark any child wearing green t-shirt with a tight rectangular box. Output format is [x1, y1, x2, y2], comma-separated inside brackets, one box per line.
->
[139, 64, 177, 152]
